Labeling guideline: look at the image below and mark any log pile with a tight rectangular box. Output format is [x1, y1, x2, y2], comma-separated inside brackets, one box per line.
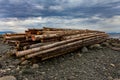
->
[3, 27, 108, 61]
[106, 38, 120, 51]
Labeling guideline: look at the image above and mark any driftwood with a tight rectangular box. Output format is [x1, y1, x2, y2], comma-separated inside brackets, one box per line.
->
[111, 43, 120, 47]
[107, 45, 120, 51]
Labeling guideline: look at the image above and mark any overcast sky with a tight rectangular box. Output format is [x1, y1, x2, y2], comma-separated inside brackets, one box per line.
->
[0, 0, 120, 32]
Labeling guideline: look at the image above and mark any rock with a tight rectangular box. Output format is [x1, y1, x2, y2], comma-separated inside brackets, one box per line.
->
[117, 70, 120, 76]
[41, 72, 45, 75]
[32, 64, 39, 69]
[110, 63, 115, 67]
[101, 42, 109, 46]
[89, 44, 102, 49]
[23, 78, 28, 80]
[13, 59, 20, 65]
[113, 79, 120, 80]
[21, 69, 34, 74]
[77, 53, 82, 57]
[81, 47, 88, 53]
[16, 66, 20, 71]
[21, 60, 29, 65]
[108, 76, 113, 80]
[0, 63, 2, 68]
[0, 76, 16, 80]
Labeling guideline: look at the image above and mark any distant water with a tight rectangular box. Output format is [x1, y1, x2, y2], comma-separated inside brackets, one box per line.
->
[0, 31, 15, 34]
[109, 33, 120, 39]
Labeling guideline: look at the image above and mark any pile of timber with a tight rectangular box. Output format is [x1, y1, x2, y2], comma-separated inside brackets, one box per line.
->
[106, 38, 120, 51]
[3, 27, 108, 61]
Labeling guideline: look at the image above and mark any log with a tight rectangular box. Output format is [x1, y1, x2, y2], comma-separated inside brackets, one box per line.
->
[16, 40, 40, 50]
[16, 33, 107, 57]
[16, 34, 97, 57]
[110, 47, 120, 51]
[31, 30, 103, 41]
[4, 33, 25, 36]
[43, 27, 105, 33]
[31, 34, 59, 41]
[23, 42, 53, 50]
[4, 35, 26, 40]
[40, 38, 106, 60]
[40, 38, 60, 43]
[111, 43, 120, 47]
[43, 27, 76, 31]
[61, 33, 94, 40]
[25, 36, 107, 59]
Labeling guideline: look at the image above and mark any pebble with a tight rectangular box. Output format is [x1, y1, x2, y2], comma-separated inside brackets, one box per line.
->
[117, 70, 120, 76]
[21, 60, 29, 65]
[16, 66, 20, 71]
[90, 44, 102, 49]
[101, 42, 109, 46]
[110, 63, 115, 67]
[0, 76, 16, 80]
[77, 53, 82, 57]
[32, 64, 39, 69]
[113, 79, 120, 80]
[81, 47, 88, 53]
[108, 76, 113, 80]
[0, 63, 2, 68]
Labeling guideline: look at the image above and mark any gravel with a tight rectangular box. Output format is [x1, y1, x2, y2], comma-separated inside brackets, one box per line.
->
[0, 38, 120, 80]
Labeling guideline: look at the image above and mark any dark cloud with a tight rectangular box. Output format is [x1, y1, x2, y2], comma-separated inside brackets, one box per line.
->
[0, 0, 120, 18]
[0, 0, 120, 32]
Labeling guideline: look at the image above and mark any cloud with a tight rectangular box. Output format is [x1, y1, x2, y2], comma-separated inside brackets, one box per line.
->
[0, 15, 120, 32]
[0, 0, 120, 18]
[0, 0, 120, 32]
[49, 6, 63, 11]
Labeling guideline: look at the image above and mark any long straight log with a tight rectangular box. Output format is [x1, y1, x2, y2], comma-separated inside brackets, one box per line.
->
[43, 27, 104, 33]
[23, 42, 53, 50]
[4, 33, 25, 36]
[16, 34, 97, 57]
[43, 27, 77, 31]
[31, 34, 59, 41]
[4, 35, 26, 40]
[40, 38, 107, 60]
[111, 43, 120, 47]
[25, 35, 107, 59]
[61, 33, 94, 40]
[16, 33, 108, 57]
[110, 46, 120, 51]
[31, 30, 103, 41]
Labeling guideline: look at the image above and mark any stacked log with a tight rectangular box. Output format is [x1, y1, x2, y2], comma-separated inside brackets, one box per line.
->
[2, 27, 109, 62]
[16, 32, 108, 61]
